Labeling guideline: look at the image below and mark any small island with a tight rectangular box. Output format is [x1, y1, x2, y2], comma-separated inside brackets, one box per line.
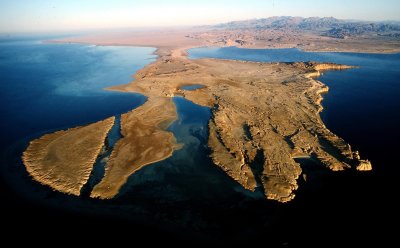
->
[23, 117, 115, 196]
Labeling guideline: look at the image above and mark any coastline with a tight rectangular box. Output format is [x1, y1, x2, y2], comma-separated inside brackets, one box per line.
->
[90, 97, 180, 199]
[22, 117, 115, 196]
[48, 38, 400, 55]
[22, 29, 373, 202]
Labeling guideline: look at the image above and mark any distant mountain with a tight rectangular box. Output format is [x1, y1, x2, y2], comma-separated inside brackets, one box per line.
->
[214, 16, 343, 30]
[212, 16, 400, 39]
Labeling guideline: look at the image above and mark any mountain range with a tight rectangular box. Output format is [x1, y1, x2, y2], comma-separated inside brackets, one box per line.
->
[212, 16, 400, 39]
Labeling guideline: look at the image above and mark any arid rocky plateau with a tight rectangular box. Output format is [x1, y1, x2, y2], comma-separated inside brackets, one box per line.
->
[22, 17, 386, 202]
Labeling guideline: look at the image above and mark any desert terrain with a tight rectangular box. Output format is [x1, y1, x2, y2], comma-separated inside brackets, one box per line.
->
[24, 17, 395, 202]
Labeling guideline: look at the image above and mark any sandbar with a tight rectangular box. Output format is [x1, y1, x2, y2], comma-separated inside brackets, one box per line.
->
[90, 97, 179, 199]
[22, 117, 115, 196]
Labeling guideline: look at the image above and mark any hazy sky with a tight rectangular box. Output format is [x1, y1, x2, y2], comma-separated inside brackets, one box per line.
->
[1, 0, 399, 33]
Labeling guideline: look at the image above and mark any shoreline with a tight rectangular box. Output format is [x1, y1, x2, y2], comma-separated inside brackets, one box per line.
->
[22, 117, 115, 196]
[93, 41, 374, 201]
[90, 97, 180, 199]
[48, 38, 400, 55]
[22, 31, 373, 202]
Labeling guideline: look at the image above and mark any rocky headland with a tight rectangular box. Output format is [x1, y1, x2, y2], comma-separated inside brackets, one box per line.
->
[23, 18, 381, 202]
[23, 44, 372, 202]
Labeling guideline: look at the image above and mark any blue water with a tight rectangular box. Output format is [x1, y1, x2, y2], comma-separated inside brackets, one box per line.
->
[0, 36, 157, 202]
[189, 47, 400, 175]
[1, 39, 399, 243]
[81, 115, 123, 197]
[0, 38, 156, 150]
[117, 97, 243, 202]
[180, 84, 205, 91]
[189, 47, 400, 244]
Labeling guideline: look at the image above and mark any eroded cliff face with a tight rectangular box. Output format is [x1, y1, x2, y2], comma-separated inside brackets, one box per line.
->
[22, 46, 371, 202]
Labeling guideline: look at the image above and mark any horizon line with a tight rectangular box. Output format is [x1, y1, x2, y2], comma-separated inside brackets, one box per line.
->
[1, 15, 400, 35]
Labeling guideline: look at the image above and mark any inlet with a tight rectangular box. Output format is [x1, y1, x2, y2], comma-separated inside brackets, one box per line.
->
[80, 115, 123, 197]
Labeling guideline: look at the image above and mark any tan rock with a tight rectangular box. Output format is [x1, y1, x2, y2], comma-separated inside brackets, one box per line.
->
[90, 97, 180, 199]
[22, 117, 115, 196]
[28, 27, 377, 201]
[356, 160, 373, 171]
[107, 48, 368, 202]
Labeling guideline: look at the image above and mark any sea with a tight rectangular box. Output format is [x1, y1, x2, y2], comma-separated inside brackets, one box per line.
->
[0, 38, 399, 245]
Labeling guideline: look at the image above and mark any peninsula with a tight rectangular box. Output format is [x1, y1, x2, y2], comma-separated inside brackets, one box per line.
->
[23, 17, 383, 202]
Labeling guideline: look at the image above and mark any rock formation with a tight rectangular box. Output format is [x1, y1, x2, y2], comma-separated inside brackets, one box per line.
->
[105, 49, 371, 202]
[90, 97, 180, 199]
[22, 43, 372, 202]
[356, 160, 373, 171]
[22, 117, 115, 196]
